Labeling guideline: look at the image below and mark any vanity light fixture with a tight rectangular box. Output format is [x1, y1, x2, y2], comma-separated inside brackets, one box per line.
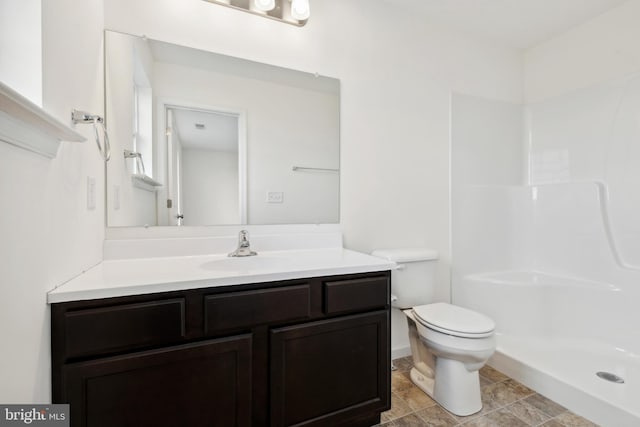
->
[291, 0, 310, 21]
[254, 0, 276, 12]
[202, 0, 309, 26]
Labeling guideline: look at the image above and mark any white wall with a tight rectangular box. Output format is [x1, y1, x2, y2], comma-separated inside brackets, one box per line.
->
[525, 0, 640, 103]
[182, 149, 239, 225]
[451, 94, 524, 188]
[0, 0, 42, 105]
[104, 0, 523, 355]
[0, 0, 105, 403]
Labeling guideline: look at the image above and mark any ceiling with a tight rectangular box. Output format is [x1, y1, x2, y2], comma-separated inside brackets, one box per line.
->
[172, 108, 238, 152]
[387, 0, 630, 49]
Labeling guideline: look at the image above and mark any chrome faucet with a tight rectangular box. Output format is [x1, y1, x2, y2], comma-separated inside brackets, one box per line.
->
[228, 230, 257, 257]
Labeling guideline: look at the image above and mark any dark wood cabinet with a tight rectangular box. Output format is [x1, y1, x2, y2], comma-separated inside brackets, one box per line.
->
[270, 311, 389, 427]
[62, 298, 186, 359]
[51, 271, 391, 427]
[204, 284, 313, 334]
[64, 336, 252, 427]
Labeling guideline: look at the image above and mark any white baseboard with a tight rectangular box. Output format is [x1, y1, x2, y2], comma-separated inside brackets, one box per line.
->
[392, 346, 411, 361]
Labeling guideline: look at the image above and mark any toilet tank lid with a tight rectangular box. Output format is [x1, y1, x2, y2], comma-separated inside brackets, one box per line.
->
[371, 248, 439, 263]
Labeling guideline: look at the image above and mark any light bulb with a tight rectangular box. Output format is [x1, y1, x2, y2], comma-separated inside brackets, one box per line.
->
[291, 0, 310, 20]
[254, 0, 276, 11]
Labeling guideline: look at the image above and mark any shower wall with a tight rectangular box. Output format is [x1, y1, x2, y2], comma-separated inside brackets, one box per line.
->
[528, 74, 640, 271]
[451, 76, 640, 424]
[451, 3, 640, 421]
[450, 93, 525, 290]
[523, 0, 640, 274]
[452, 75, 640, 344]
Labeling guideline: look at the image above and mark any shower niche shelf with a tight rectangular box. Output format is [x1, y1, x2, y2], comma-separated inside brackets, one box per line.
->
[0, 81, 85, 158]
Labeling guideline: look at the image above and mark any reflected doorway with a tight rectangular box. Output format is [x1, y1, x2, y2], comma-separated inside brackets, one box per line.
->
[164, 104, 247, 226]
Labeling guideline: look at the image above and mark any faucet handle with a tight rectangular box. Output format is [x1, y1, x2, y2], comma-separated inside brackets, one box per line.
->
[228, 230, 257, 257]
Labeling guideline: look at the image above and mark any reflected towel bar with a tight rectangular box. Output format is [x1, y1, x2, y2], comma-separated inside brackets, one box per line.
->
[71, 109, 111, 161]
[292, 166, 339, 172]
[124, 149, 147, 176]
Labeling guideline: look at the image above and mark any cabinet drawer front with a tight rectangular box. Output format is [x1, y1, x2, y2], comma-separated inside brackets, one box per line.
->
[324, 276, 389, 315]
[64, 298, 186, 359]
[205, 284, 311, 333]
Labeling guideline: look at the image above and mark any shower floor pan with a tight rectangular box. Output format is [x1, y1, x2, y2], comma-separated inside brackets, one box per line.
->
[490, 333, 640, 426]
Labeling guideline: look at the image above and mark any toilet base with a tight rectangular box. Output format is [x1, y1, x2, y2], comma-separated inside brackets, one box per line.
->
[410, 359, 483, 417]
[409, 365, 435, 397]
[403, 307, 492, 417]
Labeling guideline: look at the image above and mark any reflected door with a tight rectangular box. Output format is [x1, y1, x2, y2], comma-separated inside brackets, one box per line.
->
[165, 104, 246, 226]
[166, 108, 183, 225]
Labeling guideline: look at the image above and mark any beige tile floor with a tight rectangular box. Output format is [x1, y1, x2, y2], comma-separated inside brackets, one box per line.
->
[378, 357, 599, 427]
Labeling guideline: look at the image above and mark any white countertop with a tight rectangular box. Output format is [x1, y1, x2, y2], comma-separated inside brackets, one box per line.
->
[48, 248, 396, 303]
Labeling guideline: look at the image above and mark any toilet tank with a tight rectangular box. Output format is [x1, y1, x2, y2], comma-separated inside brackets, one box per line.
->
[371, 248, 439, 309]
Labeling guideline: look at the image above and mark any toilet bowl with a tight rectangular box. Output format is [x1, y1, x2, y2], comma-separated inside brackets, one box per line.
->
[405, 303, 495, 416]
[370, 248, 497, 416]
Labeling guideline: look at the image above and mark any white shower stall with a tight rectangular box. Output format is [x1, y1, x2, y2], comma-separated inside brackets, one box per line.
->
[451, 73, 640, 426]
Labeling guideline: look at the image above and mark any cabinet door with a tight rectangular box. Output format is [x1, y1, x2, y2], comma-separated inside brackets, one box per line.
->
[270, 311, 390, 427]
[63, 335, 252, 427]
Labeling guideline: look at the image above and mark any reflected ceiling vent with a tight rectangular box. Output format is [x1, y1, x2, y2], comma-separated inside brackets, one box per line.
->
[202, 0, 309, 26]
[195, 123, 206, 130]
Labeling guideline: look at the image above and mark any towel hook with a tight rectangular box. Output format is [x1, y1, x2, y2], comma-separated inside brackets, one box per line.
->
[71, 109, 111, 161]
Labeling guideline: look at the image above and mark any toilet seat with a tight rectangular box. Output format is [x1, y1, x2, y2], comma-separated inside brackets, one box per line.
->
[413, 303, 495, 338]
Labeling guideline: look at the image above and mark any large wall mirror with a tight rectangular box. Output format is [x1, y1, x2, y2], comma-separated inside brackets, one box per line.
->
[104, 30, 340, 227]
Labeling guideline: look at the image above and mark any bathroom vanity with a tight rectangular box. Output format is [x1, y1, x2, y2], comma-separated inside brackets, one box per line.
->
[49, 247, 393, 427]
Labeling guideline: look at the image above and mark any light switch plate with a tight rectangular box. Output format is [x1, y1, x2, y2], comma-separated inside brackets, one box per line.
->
[266, 191, 284, 203]
[86, 177, 96, 210]
[113, 185, 120, 210]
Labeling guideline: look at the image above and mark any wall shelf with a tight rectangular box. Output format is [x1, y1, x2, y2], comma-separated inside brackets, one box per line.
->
[0, 81, 86, 158]
[132, 174, 162, 192]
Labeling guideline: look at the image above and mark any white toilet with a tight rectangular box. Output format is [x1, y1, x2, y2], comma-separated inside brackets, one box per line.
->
[372, 248, 496, 416]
